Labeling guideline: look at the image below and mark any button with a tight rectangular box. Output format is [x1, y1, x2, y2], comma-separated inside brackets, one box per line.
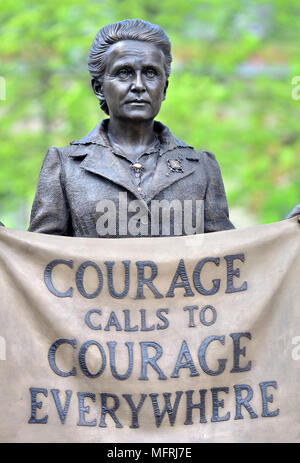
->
[141, 216, 148, 225]
[137, 187, 142, 192]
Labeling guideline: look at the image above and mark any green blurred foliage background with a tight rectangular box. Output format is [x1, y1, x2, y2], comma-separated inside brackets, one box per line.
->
[1, 0, 300, 229]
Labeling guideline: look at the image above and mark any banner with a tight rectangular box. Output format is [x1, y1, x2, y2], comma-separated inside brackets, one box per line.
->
[0, 218, 299, 443]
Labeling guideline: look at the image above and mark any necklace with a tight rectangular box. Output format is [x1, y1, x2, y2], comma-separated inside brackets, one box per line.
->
[130, 162, 144, 192]
[106, 131, 160, 197]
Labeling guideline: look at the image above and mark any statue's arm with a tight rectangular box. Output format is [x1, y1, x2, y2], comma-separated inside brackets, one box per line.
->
[201, 151, 235, 233]
[28, 146, 72, 235]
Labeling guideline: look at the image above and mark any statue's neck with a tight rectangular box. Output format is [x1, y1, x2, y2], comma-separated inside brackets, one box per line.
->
[106, 117, 156, 159]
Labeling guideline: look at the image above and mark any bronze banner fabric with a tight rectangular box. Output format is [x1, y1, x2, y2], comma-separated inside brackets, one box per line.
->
[0, 219, 299, 443]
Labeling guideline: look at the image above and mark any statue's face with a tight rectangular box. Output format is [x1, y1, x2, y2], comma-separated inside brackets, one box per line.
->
[98, 40, 168, 121]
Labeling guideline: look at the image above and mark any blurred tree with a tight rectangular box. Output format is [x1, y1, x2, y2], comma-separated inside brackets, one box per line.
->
[0, 0, 299, 228]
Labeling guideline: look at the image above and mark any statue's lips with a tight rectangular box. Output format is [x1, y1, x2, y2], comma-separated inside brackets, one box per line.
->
[125, 100, 150, 105]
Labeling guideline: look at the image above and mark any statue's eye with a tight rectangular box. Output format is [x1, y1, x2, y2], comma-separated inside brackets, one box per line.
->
[145, 68, 156, 78]
[118, 68, 131, 78]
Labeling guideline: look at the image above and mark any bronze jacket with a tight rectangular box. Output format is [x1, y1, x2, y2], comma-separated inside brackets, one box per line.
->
[28, 120, 234, 237]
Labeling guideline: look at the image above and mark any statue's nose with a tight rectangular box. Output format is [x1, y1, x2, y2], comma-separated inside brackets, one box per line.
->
[131, 72, 145, 92]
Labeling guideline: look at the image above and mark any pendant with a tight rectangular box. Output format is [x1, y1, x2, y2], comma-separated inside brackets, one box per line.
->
[131, 162, 144, 174]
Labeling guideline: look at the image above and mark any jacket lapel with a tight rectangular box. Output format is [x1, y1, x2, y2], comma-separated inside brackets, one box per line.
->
[147, 150, 197, 202]
[69, 145, 150, 210]
[75, 146, 143, 198]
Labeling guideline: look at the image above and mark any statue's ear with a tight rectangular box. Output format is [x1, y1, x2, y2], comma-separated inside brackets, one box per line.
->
[91, 78, 105, 101]
[162, 79, 169, 101]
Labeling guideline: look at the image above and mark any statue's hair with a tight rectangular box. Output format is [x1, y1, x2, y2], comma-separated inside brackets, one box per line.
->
[87, 19, 172, 114]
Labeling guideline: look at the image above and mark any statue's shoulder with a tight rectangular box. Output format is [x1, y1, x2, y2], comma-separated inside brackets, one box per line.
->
[171, 136, 221, 175]
[55, 143, 90, 160]
[173, 137, 217, 164]
[195, 149, 218, 163]
[162, 123, 215, 159]
[190, 149, 222, 173]
[157, 121, 216, 162]
[53, 120, 107, 161]
[182, 146, 216, 160]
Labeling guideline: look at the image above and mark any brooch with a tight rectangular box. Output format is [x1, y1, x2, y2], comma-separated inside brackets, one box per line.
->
[166, 157, 184, 176]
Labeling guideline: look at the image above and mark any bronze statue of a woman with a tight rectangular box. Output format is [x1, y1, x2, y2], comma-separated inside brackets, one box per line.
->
[27, 19, 299, 237]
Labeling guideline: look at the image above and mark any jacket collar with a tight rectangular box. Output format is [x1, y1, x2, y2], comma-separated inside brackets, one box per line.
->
[68, 119, 197, 205]
[69, 119, 193, 155]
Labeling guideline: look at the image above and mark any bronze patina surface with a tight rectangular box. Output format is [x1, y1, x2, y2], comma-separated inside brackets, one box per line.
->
[28, 19, 299, 236]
